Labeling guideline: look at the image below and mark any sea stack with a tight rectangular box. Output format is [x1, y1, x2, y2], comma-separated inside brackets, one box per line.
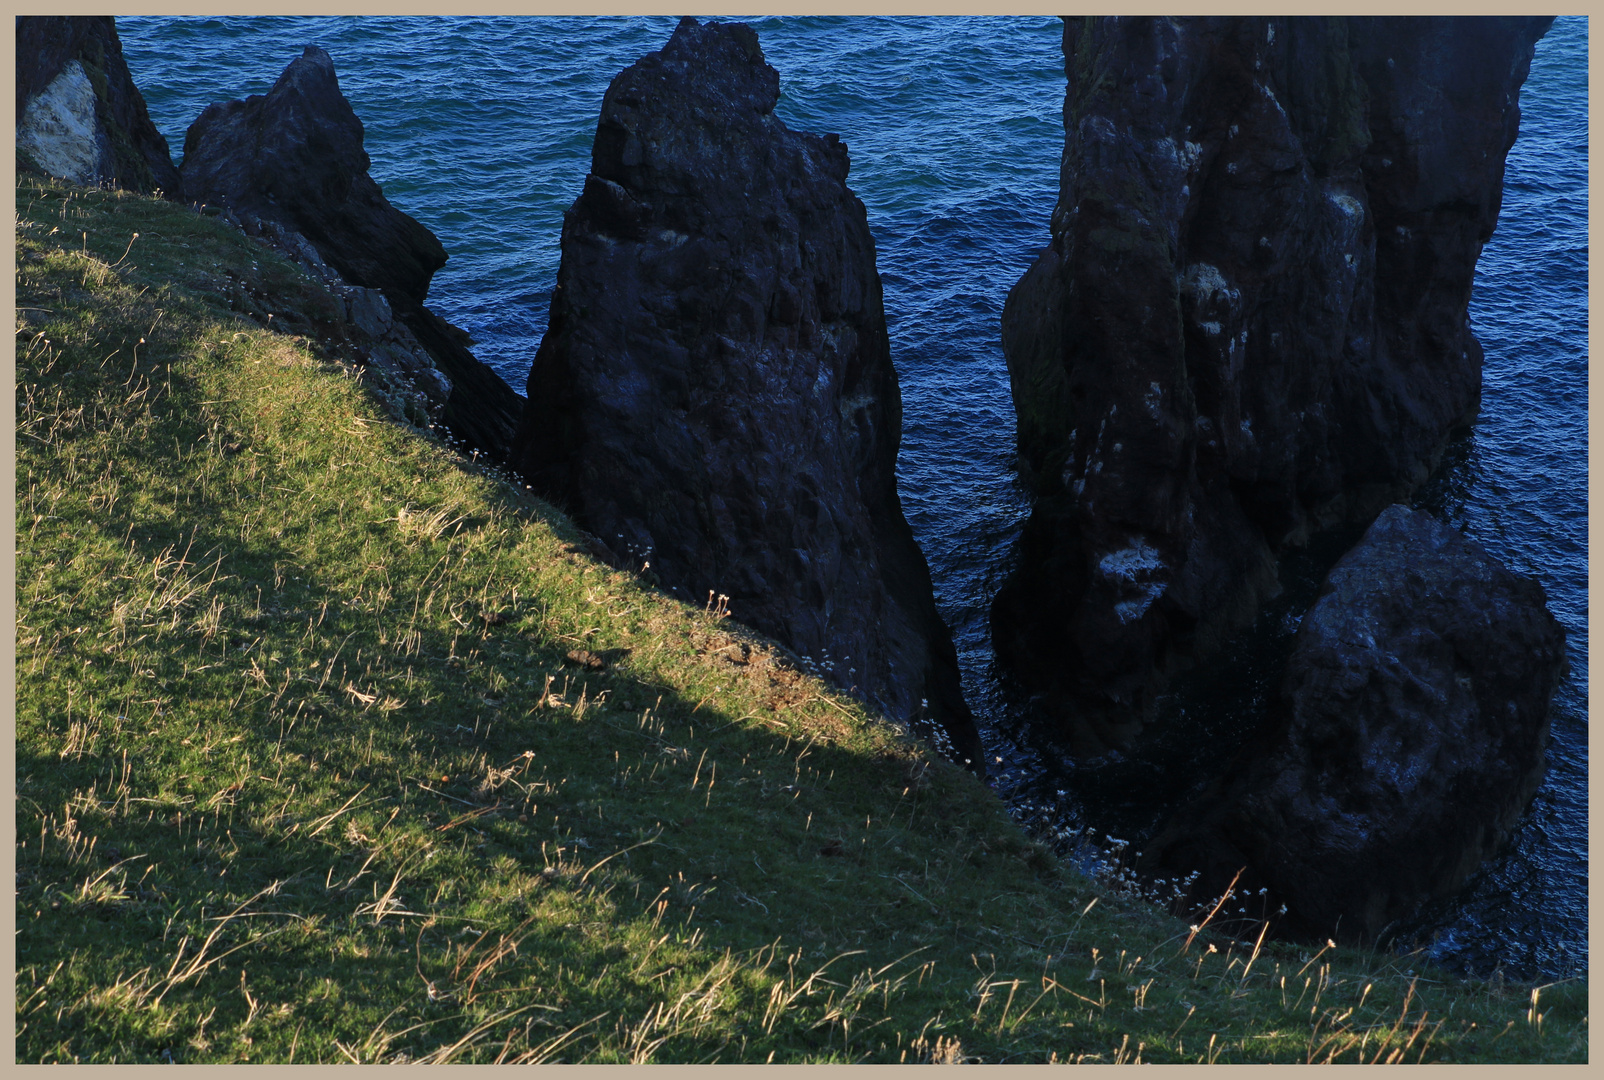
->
[513, 18, 981, 763]
[1138, 505, 1567, 944]
[179, 45, 523, 458]
[993, 16, 1552, 749]
[16, 15, 182, 196]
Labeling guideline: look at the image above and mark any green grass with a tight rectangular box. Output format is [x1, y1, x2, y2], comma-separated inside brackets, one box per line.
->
[14, 174, 1588, 1063]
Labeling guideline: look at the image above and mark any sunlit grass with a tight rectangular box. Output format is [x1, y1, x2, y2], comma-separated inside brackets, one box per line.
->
[14, 174, 1586, 1063]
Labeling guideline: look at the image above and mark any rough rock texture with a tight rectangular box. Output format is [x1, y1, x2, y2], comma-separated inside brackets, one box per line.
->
[16, 16, 182, 195]
[232, 209, 454, 427]
[179, 45, 521, 459]
[992, 17, 1552, 749]
[513, 18, 981, 763]
[1137, 505, 1567, 944]
[121, 204, 452, 433]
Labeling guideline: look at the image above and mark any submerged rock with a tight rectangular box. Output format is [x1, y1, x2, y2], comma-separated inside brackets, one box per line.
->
[993, 17, 1552, 749]
[16, 16, 182, 196]
[1138, 505, 1567, 944]
[513, 18, 981, 762]
[179, 45, 521, 459]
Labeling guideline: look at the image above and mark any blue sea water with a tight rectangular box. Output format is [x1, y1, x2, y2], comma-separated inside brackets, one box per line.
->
[117, 15, 1587, 981]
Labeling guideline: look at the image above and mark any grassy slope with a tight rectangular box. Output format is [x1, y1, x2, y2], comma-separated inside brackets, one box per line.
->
[13, 175, 1587, 1064]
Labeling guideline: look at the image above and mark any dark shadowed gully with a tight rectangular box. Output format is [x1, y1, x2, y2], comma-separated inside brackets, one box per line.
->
[514, 18, 982, 765]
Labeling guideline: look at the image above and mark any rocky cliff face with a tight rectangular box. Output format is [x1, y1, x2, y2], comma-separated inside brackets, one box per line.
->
[179, 46, 522, 459]
[993, 17, 1552, 748]
[1138, 505, 1567, 944]
[513, 18, 981, 763]
[16, 16, 182, 196]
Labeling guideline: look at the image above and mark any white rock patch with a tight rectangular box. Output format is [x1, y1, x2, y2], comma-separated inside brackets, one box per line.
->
[1098, 537, 1165, 583]
[18, 60, 106, 187]
[1099, 538, 1170, 623]
[1329, 192, 1364, 220]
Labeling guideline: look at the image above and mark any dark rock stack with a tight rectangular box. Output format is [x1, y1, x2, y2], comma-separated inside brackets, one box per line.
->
[179, 45, 522, 459]
[993, 16, 1552, 749]
[513, 18, 981, 763]
[16, 15, 182, 196]
[1138, 506, 1567, 944]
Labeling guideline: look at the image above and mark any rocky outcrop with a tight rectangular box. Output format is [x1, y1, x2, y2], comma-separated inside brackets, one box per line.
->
[16, 16, 182, 196]
[226, 211, 453, 429]
[992, 17, 1552, 749]
[179, 45, 522, 459]
[513, 18, 982, 763]
[1138, 505, 1567, 944]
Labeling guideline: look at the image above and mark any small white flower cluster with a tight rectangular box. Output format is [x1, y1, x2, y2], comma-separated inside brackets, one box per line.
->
[618, 536, 653, 572]
[427, 427, 530, 498]
[1211, 884, 1286, 923]
[795, 645, 837, 678]
[1002, 801, 1237, 917]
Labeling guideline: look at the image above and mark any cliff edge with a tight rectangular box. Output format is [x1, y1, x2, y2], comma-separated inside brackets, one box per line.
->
[179, 45, 523, 459]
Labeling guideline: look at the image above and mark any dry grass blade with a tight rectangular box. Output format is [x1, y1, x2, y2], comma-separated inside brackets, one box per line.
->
[445, 917, 535, 1006]
[306, 785, 372, 837]
[397, 504, 466, 543]
[1181, 867, 1243, 955]
[355, 852, 426, 924]
[333, 1006, 436, 1064]
[578, 828, 663, 887]
[761, 949, 866, 1035]
[152, 882, 291, 1005]
[620, 955, 746, 1062]
[414, 1004, 600, 1064]
[72, 853, 148, 904]
[1305, 978, 1447, 1064]
[503, 1011, 610, 1064]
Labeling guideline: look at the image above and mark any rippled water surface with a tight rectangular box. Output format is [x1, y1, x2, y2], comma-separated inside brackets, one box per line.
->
[119, 15, 1587, 979]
